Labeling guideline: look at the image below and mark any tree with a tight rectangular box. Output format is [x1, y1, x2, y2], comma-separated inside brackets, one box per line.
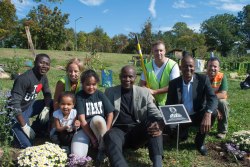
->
[18, 0, 63, 2]
[238, 5, 250, 49]
[156, 22, 206, 57]
[140, 18, 153, 54]
[25, 4, 69, 50]
[201, 14, 240, 57]
[3, 19, 28, 48]
[172, 22, 193, 37]
[160, 31, 176, 52]
[111, 34, 129, 53]
[87, 27, 111, 52]
[0, 0, 17, 40]
[122, 32, 137, 54]
[62, 28, 74, 51]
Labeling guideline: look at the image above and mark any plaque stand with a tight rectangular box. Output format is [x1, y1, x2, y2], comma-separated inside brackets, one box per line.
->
[177, 124, 180, 154]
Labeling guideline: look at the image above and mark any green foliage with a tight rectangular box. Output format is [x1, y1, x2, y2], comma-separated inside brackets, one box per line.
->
[77, 31, 87, 51]
[86, 27, 112, 52]
[172, 22, 194, 37]
[140, 18, 153, 54]
[155, 22, 207, 57]
[84, 50, 107, 71]
[201, 14, 240, 57]
[5, 56, 24, 75]
[219, 55, 250, 74]
[32, 0, 63, 2]
[238, 5, 250, 48]
[0, 86, 14, 166]
[111, 34, 129, 53]
[1, 2, 250, 58]
[0, 0, 17, 40]
[25, 4, 69, 50]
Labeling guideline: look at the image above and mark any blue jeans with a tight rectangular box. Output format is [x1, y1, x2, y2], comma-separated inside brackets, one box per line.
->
[11, 100, 50, 148]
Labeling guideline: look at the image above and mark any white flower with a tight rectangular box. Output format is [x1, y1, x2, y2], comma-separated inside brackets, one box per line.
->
[17, 142, 67, 166]
[231, 130, 250, 152]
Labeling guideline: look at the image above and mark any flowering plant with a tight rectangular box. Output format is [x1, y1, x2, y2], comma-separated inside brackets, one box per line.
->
[225, 130, 250, 160]
[17, 142, 67, 166]
[0, 90, 14, 166]
[231, 130, 250, 152]
[67, 154, 92, 167]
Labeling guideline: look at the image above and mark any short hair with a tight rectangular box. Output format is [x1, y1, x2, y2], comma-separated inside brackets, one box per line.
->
[80, 69, 100, 84]
[152, 40, 165, 48]
[181, 54, 194, 65]
[66, 58, 84, 72]
[58, 91, 76, 104]
[208, 56, 221, 65]
[35, 53, 50, 63]
[182, 51, 193, 58]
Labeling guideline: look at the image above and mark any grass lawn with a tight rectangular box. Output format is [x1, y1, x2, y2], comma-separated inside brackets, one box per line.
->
[0, 48, 249, 166]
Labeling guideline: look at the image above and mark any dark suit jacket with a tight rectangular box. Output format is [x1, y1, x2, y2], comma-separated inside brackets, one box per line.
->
[104, 85, 163, 124]
[166, 73, 218, 114]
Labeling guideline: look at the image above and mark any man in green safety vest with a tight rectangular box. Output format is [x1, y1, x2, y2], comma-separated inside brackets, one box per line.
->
[140, 40, 180, 106]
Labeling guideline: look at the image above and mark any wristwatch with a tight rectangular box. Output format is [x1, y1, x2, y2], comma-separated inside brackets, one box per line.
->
[207, 109, 213, 113]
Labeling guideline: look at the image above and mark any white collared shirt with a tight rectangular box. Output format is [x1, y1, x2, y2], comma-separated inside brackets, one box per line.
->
[182, 77, 195, 115]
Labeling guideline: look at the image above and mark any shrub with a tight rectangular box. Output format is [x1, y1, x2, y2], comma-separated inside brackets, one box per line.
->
[5, 56, 24, 76]
[0, 88, 14, 166]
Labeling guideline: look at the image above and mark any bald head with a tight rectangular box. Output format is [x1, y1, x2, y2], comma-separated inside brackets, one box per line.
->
[120, 65, 137, 89]
[120, 65, 136, 76]
[181, 54, 194, 64]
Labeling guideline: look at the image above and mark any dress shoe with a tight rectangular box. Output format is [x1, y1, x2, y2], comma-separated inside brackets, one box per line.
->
[197, 145, 208, 156]
[179, 128, 189, 142]
[217, 133, 226, 139]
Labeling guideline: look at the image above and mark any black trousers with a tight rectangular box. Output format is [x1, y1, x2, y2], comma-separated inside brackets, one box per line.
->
[103, 122, 163, 167]
[179, 111, 217, 147]
[58, 130, 74, 146]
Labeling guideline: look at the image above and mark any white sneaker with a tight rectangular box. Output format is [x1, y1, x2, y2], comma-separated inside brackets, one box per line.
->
[217, 133, 226, 139]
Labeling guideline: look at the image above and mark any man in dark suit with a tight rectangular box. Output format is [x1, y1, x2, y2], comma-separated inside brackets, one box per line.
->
[166, 54, 218, 156]
[104, 65, 164, 167]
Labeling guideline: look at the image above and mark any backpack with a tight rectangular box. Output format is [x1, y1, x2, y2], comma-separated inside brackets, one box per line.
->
[240, 75, 250, 89]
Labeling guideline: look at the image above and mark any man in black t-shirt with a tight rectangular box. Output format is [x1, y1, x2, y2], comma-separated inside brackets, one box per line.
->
[8, 53, 52, 148]
[104, 65, 164, 167]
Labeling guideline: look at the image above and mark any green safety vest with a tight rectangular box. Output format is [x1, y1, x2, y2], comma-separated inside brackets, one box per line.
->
[145, 59, 176, 106]
[59, 76, 82, 93]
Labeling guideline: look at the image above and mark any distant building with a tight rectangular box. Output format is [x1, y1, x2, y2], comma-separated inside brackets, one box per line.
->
[167, 49, 183, 60]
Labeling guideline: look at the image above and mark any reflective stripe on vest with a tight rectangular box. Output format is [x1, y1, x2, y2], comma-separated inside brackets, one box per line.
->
[59, 76, 81, 93]
[211, 72, 223, 93]
[145, 59, 176, 106]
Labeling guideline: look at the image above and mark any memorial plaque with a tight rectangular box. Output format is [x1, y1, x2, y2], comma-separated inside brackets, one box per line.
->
[159, 104, 191, 125]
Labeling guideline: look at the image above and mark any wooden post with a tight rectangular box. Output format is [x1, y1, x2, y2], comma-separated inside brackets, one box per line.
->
[25, 26, 36, 57]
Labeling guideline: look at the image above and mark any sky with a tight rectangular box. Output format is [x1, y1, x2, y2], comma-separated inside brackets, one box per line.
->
[11, 0, 250, 37]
